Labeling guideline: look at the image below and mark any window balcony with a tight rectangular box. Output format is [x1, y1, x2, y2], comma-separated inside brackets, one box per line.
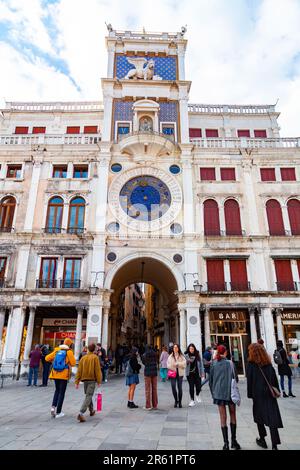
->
[44, 227, 62, 234]
[276, 281, 300, 291]
[60, 279, 81, 288]
[0, 226, 14, 233]
[67, 227, 85, 235]
[206, 282, 251, 292]
[43, 227, 85, 235]
[0, 278, 7, 288]
[117, 130, 175, 157]
[36, 279, 57, 288]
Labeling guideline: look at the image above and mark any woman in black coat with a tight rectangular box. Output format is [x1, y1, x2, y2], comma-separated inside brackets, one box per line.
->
[276, 340, 295, 398]
[247, 343, 283, 450]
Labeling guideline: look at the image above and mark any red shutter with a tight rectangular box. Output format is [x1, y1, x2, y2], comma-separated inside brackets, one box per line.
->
[84, 126, 98, 134]
[237, 130, 250, 137]
[254, 129, 267, 138]
[205, 129, 219, 138]
[266, 200, 285, 235]
[287, 199, 300, 235]
[274, 260, 294, 290]
[221, 168, 236, 181]
[297, 260, 300, 279]
[32, 127, 46, 134]
[207, 259, 225, 290]
[260, 168, 276, 181]
[229, 259, 248, 291]
[200, 168, 216, 180]
[204, 199, 220, 236]
[280, 168, 296, 181]
[15, 127, 29, 134]
[189, 128, 202, 138]
[66, 126, 80, 134]
[224, 199, 242, 235]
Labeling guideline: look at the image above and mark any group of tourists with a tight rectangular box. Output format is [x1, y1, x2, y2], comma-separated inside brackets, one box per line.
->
[27, 343, 51, 387]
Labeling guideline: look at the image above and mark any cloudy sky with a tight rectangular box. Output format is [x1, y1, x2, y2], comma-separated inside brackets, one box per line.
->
[0, 0, 300, 135]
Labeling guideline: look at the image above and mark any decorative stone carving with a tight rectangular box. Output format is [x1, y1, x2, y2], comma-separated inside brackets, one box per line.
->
[139, 117, 153, 132]
[124, 58, 162, 80]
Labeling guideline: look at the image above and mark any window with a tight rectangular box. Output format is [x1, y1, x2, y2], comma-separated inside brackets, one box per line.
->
[117, 123, 130, 136]
[63, 258, 81, 288]
[0, 197, 16, 232]
[7, 165, 22, 179]
[45, 197, 64, 233]
[84, 126, 98, 134]
[229, 259, 248, 291]
[221, 168, 236, 181]
[32, 127, 46, 134]
[68, 197, 85, 234]
[204, 200, 220, 236]
[52, 165, 67, 178]
[15, 127, 28, 134]
[254, 129, 267, 138]
[280, 168, 296, 181]
[39, 258, 57, 288]
[189, 128, 202, 138]
[274, 260, 294, 291]
[266, 200, 285, 235]
[66, 126, 80, 134]
[260, 168, 276, 182]
[161, 124, 175, 140]
[0, 258, 7, 286]
[224, 199, 242, 235]
[73, 165, 88, 179]
[200, 168, 216, 181]
[287, 199, 300, 235]
[205, 129, 219, 138]
[237, 130, 250, 138]
[207, 259, 225, 291]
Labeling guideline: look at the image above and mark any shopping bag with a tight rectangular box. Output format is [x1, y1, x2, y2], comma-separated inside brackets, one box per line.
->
[96, 391, 102, 412]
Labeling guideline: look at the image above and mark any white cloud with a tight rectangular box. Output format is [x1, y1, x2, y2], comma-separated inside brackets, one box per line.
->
[0, 0, 300, 135]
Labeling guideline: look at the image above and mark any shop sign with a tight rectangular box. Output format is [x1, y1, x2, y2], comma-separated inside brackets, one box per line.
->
[281, 312, 300, 321]
[42, 319, 87, 327]
[288, 338, 298, 345]
[210, 310, 247, 322]
[43, 331, 86, 340]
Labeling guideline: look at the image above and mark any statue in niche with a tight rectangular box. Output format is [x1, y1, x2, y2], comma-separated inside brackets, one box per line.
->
[139, 117, 153, 132]
[124, 58, 162, 80]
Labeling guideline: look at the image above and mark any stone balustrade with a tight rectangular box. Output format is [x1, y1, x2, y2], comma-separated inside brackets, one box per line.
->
[190, 137, 300, 149]
[188, 103, 276, 114]
[4, 101, 103, 112]
[0, 134, 102, 145]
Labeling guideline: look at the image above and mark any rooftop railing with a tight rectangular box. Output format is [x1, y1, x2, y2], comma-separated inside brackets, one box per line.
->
[0, 134, 101, 146]
[188, 104, 276, 114]
[190, 137, 300, 149]
[4, 101, 103, 112]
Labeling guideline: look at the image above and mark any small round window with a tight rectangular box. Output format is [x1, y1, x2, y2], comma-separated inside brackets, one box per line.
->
[170, 223, 183, 234]
[111, 163, 122, 173]
[107, 222, 120, 233]
[107, 252, 117, 262]
[169, 165, 181, 175]
[173, 254, 183, 264]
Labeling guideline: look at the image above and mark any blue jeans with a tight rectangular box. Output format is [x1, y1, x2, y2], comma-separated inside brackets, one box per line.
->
[280, 375, 292, 393]
[28, 366, 39, 386]
[42, 362, 51, 386]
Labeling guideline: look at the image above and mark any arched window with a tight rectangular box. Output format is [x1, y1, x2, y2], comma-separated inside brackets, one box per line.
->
[0, 196, 16, 232]
[46, 197, 64, 233]
[224, 199, 242, 236]
[204, 199, 220, 236]
[287, 199, 300, 235]
[266, 199, 285, 235]
[68, 197, 85, 234]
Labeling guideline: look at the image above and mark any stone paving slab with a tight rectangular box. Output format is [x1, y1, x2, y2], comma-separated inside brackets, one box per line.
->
[0, 374, 299, 450]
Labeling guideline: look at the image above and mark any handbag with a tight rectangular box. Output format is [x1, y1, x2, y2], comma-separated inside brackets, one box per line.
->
[167, 369, 177, 379]
[259, 366, 281, 399]
[230, 362, 241, 406]
[96, 391, 102, 412]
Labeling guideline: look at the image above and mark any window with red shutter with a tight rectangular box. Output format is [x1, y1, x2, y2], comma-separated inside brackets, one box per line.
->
[287, 199, 300, 235]
[84, 126, 98, 134]
[207, 259, 225, 291]
[229, 259, 248, 291]
[237, 130, 250, 138]
[280, 168, 296, 181]
[274, 259, 294, 291]
[260, 168, 276, 182]
[200, 168, 216, 181]
[221, 168, 236, 181]
[266, 200, 285, 235]
[189, 128, 202, 138]
[32, 127, 46, 134]
[66, 126, 80, 134]
[224, 199, 242, 235]
[205, 129, 219, 138]
[254, 129, 267, 138]
[204, 199, 220, 236]
[297, 259, 300, 280]
[15, 127, 29, 134]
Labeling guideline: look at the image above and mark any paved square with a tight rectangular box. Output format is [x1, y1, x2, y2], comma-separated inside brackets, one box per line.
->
[0, 374, 299, 450]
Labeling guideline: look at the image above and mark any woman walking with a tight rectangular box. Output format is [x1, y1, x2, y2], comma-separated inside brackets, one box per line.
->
[159, 346, 169, 382]
[275, 340, 295, 398]
[185, 344, 205, 406]
[125, 346, 141, 409]
[209, 345, 241, 450]
[142, 345, 158, 410]
[247, 343, 283, 450]
[167, 344, 186, 408]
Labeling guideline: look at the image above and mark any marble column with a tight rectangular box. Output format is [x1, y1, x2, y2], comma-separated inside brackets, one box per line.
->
[101, 307, 109, 352]
[163, 314, 170, 347]
[174, 315, 179, 344]
[261, 306, 277, 358]
[249, 307, 258, 343]
[179, 309, 187, 351]
[2, 307, 26, 376]
[275, 308, 286, 347]
[74, 307, 84, 361]
[186, 306, 202, 353]
[0, 308, 6, 359]
[204, 307, 211, 348]
[23, 307, 36, 362]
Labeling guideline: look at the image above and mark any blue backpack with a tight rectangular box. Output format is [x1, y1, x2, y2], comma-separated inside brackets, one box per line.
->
[53, 349, 69, 372]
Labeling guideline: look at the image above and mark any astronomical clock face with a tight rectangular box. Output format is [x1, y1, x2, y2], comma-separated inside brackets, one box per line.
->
[119, 176, 171, 221]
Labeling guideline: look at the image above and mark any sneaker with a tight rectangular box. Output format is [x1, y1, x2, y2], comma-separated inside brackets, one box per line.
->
[77, 414, 86, 423]
[256, 437, 268, 449]
[90, 410, 96, 417]
[130, 403, 139, 409]
[196, 395, 202, 403]
[51, 407, 56, 418]
[189, 400, 196, 407]
[105, 379, 108, 383]
[55, 412, 65, 419]
[143, 406, 152, 411]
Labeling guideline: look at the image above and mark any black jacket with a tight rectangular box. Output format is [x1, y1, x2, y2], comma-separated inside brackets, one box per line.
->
[129, 355, 141, 374]
[142, 348, 158, 377]
[247, 362, 283, 429]
[277, 347, 292, 377]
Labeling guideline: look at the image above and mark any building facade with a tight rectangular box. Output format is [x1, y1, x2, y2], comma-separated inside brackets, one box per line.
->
[0, 27, 300, 376]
